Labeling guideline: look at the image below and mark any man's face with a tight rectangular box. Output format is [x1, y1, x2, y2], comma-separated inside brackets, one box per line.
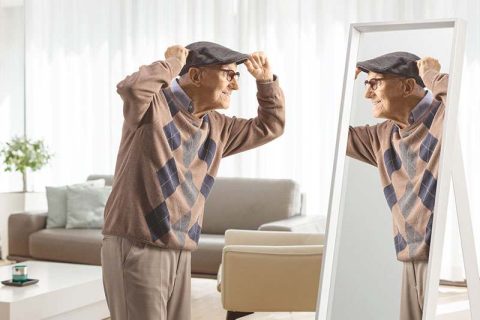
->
[199, 63, 239, 110]
[364, 71, 406, 120]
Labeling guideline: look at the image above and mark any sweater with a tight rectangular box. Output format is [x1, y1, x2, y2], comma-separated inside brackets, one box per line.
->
[347, 70, 448, 262]
[102, 57, 285, 251]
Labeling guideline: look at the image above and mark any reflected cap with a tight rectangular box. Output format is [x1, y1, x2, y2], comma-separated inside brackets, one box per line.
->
[356, 51, 425, 87]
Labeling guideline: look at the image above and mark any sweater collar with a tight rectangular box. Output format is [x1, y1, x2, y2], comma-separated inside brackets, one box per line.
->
[407, 90, 433, 125]
[170, 78, 193, 113]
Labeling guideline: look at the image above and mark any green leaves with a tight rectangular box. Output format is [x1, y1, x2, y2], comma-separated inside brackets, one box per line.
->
[0, 137, 53, 174]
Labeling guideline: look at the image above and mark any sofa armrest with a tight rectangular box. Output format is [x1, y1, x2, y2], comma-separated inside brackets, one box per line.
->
[220, 244, 322, 312]
[8, 212, 47, 258]
[258, 215, 326, 233]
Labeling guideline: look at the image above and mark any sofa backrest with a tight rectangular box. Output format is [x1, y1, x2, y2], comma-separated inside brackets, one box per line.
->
[202, 177, 301, 234]
[88, 175, 302, 235]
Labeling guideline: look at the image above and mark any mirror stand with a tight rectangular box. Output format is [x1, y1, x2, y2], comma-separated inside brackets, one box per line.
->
[424, 129, 480, 319]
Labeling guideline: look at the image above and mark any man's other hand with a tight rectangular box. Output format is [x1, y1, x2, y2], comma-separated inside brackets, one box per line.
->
[417, 57, 441, 79]
[165, 45, 189, 66]
[245, 52, 274, 82]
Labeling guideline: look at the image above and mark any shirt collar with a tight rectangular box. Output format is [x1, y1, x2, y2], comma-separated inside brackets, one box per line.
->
[170, 78, 194, 113]
[407, 90, 433, 125]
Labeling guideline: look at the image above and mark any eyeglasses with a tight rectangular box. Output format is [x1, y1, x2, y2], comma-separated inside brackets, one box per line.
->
[217, 68, 240, 82]
[364, 77, 405, 90]
[201, 67, 240, 82]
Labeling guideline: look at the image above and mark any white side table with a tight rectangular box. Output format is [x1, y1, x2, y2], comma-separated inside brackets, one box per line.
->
[0, 193, 47, 259]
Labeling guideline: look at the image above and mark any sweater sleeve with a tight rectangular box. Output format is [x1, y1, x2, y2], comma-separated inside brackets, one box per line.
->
[347, 124, 380, 167]
[116, 57, 183, 128]
[219, 76, 285, 157]
[421, 70, 449, 105]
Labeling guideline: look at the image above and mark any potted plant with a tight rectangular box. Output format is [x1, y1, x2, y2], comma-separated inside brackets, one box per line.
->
[0, 136, 52, 192]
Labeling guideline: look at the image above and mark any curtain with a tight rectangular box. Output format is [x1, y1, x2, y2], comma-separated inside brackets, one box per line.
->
[21, 0, 480, 280]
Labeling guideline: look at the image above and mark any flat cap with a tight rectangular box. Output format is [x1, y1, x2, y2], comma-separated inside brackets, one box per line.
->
[179, 41, 249, 76]
[357, 51, 425, 87]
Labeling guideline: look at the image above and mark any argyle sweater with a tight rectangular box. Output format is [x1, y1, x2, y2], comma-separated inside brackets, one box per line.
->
[347, 70, 448, 262]
[103, 57, 285, 251]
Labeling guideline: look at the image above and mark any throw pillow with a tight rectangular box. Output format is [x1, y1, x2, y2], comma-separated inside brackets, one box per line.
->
[45, 179, 105, 228]
[65, 185, 112, 229]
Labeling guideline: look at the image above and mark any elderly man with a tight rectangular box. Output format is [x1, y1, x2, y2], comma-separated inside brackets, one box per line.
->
[348, 52, 447, 320]
[101, 42, 285, 320]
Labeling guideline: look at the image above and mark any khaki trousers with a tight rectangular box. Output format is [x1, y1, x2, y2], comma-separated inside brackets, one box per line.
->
[101, 235, 191, 320]
[400, 261, 428, 320]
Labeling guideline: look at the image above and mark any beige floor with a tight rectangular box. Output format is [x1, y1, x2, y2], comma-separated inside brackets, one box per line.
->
[190, 278, 470, 320]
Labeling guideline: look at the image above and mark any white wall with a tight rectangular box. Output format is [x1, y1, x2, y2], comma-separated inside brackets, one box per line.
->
[0, 4, 24, 192]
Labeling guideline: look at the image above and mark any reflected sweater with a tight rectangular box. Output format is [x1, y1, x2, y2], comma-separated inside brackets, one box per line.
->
[103, 58, 285, 251]
[347, 70, 448, 262]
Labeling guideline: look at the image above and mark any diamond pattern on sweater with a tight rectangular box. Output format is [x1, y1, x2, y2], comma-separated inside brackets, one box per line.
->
[200, 175, 215, 198]
[419, 133, 438, 163]
[399, 142, 416, 179]
[198, 138, 216, 168]
[394, 232, 407, 254]
[163, 121, 181, 151]
[157, 158, 180, 199]
[183, 131, 202, 167]
[172, 212, 191, 247]
[419, 170, 437, 212]
[384, 148, 402, 178]
[180, 171, 199, 207]
[406, 222, 423, 258]
[146, 202, 170, 241]
[383, 184, 397, 210]
[398, 182, 417, 218]
[188, 221, 202, 244]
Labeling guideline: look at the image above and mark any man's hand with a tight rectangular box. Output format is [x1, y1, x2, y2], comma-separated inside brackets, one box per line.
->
[417, 57, 441, 79]
[164, 45, 189, 66]
[355, 67, 361, 80]
[245, 52, 273, 82]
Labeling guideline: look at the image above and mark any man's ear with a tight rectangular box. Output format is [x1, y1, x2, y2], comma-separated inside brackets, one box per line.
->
[403, 78, 416, 96]
[188, 67, 203, 87]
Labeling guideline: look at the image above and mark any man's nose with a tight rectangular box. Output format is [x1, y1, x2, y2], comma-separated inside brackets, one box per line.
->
[364, 86, 374, 99]
[229, 78, 239, 90]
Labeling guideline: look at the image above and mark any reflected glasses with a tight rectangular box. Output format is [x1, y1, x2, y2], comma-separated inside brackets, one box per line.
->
[364, 77, 402, 90]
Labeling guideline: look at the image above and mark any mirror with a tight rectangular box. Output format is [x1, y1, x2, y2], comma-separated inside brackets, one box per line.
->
[317, 20, 467, 320]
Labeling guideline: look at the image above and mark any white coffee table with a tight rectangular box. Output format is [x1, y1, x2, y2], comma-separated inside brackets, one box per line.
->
[0, 261, 109, 320]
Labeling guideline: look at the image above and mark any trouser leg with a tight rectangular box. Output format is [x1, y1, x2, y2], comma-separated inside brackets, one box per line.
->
[399, 261, 428, 320]
[101, 235, 190, 320]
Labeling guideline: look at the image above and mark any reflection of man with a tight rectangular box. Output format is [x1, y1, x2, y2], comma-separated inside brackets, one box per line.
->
[101, 42, 285, 320]
[348, 52, 447, 320]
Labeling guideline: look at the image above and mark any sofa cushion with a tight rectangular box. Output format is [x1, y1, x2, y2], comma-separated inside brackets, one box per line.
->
[202, 178, 301, 234]
[192, 234, 225, 276]
[29, 229, 102, 265]
[46, 179, 105, 228]
[66, 185, 112, 229]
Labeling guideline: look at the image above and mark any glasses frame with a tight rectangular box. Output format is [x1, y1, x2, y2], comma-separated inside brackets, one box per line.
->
[363, 76, 405, 90]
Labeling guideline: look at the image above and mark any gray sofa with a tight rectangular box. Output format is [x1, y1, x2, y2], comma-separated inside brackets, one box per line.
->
[8, 175, 316, 278]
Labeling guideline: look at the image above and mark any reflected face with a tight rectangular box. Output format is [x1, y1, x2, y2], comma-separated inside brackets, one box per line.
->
[199, 63, 240, 110]
[364, 71, 406, 120]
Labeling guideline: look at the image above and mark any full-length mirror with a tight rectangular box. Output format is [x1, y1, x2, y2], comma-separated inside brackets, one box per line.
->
[317, 20, 466, 320]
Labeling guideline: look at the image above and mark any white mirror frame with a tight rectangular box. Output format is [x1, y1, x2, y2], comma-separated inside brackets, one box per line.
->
[316, 19, 469, 320]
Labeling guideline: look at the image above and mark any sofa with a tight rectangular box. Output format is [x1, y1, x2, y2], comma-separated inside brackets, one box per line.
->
[8, 175, 318, 278]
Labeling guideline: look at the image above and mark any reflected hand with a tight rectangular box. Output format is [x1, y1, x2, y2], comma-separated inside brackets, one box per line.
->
[417, 57, 441, 79]
[245, 52, 273, 82]
[355, 67, 361, 80]
[164, 45, 189, 66]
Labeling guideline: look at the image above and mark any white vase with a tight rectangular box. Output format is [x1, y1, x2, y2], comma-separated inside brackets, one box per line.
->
[0, 192, 47, 259]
